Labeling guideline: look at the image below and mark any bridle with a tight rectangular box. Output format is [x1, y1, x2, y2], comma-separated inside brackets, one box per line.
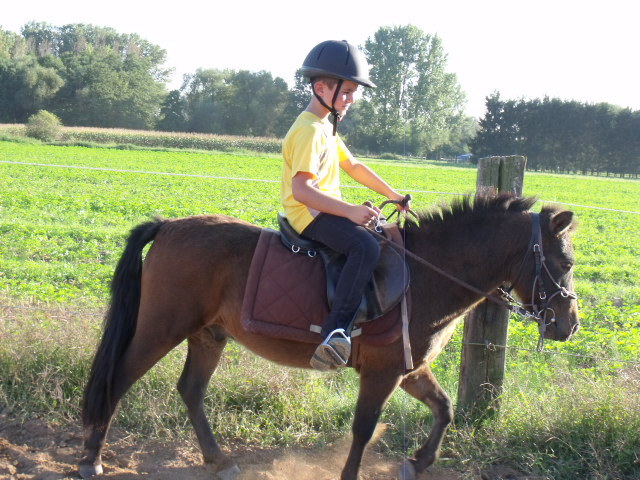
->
[498, 212, 578, 350]
[373, 203, 578, 351]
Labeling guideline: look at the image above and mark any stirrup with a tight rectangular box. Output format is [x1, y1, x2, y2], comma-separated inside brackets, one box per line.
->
[310, 328, 351, 371]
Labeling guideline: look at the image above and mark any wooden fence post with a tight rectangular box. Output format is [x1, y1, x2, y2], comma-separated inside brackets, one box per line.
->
[457, 155, 527, 419]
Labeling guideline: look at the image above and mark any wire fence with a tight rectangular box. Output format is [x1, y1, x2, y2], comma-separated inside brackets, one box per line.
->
[2, 302, 638, 367]
[2, 160, 639, 215]
[461, 341, 640, 366]
[1, 158, 638, 369]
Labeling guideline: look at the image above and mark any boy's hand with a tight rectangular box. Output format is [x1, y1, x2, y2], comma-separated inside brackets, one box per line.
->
[390, 192, 411, 211]
[348, 204, 381, 226]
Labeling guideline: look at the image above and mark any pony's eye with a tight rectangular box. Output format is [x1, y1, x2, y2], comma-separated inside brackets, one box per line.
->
[560, 262, 573, 272]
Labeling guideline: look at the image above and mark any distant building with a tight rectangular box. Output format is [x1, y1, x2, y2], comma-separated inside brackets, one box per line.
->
[456, 153, 473, 163]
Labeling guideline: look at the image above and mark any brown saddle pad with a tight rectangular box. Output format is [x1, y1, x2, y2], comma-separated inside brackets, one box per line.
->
[240, 228, 405, 346]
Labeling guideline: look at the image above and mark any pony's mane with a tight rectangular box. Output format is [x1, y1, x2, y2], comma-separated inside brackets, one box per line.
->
[405, 193, 539, 231]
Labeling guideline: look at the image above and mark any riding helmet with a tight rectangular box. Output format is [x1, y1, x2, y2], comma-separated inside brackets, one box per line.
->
[301, 40, 376, 88]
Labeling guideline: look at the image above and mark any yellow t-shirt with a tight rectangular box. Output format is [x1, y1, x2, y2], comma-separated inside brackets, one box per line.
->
[280, 111, 351, 233]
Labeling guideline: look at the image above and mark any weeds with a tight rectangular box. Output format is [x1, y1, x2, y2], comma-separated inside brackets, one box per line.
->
[1, 140, 639, 479]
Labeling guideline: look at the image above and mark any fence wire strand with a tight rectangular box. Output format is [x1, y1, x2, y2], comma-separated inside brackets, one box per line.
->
[2, 160, 639, 215]
[461, 341, 640, 366]
[2, 303, 638, 367]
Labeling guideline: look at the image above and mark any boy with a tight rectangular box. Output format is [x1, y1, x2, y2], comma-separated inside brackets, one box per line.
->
[281, 40, 408, 371]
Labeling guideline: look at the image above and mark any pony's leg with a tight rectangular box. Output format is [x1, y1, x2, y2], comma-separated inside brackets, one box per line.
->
[80, 333, 182, 478]
[399, 365, 453, 477]
[341, 366, 404, 480]
[177, 326, 239, 478]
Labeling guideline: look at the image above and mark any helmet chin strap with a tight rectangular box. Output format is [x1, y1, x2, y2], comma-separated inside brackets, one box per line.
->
[312, 79, 344, 136]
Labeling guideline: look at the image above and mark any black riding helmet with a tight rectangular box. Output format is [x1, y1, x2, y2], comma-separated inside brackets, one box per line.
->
[302, 40, 376, 88]
[301, 40, 376, 135]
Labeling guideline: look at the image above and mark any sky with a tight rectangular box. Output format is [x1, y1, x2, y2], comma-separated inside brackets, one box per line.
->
[2, 0, 638, 119]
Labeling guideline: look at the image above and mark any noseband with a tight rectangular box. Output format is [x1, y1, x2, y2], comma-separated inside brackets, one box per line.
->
[500, 213, 578, 350]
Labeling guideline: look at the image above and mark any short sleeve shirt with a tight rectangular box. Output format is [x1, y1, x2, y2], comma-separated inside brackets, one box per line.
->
[280, 111, 352, 233]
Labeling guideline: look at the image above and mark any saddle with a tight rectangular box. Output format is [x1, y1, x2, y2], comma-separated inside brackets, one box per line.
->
[277, 213, 409, 327]
[240, 215, 410, 346]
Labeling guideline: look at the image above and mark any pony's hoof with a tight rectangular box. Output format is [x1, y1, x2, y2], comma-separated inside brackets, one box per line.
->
[398, 459, 416, 480]
[78, 462, 103, 478]
[216, 464, 241, 480]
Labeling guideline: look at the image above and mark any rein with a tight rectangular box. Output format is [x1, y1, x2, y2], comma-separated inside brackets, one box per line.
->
[372, 202, 577, 351]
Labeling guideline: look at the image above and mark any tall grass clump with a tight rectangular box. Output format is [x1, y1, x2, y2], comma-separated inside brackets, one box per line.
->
[115, 341, 362, 446]
[446, 362, 640, 479]
[0, 302, 97, 423]
[0, 299, 361, 446]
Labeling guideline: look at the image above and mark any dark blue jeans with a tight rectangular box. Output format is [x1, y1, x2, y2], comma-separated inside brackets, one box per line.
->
[301, 213, 380, 337]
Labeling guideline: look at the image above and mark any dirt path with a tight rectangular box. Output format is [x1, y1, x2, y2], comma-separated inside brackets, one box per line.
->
[0, 413, 469, 480]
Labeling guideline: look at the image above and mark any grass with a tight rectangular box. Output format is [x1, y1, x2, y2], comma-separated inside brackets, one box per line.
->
[448, 365, 640, 478]
[1, 139, 639, 478]
[0, 300, 358, 445]
[2, 299, 638, 479]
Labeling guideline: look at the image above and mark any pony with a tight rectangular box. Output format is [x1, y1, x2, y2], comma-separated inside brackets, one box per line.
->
[79, 193, 579, 480]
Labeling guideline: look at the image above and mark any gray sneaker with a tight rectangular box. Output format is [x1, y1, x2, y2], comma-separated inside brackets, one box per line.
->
[310, 329, 351, 371]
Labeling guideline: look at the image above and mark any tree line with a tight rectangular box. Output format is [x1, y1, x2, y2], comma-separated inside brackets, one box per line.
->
[472, 93, 640, 177]
[1, 22, 638, 175]
[0, 23, 169, 130]
[0, 22, 473, 157]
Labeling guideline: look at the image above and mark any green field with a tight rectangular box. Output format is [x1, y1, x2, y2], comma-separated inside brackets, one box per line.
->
[1, 140, 639, 479]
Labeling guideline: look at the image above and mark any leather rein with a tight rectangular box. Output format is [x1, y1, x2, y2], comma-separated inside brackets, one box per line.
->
[373, 199, 578, 351]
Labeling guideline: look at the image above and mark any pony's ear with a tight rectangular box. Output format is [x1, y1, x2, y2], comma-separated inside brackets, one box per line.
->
[550, 211, 575, 236]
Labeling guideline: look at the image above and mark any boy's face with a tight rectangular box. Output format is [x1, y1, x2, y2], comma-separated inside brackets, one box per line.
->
[318, 80, 360, 117]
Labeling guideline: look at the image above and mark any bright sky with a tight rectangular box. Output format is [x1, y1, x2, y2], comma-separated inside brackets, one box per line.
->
[2, 0, 637, 119]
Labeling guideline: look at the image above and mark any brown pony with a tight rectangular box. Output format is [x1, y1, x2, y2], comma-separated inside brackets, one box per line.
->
[79, 194, 579, 480]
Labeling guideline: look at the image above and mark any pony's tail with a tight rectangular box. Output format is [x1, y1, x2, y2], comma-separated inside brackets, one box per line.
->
[82, 218, 166, 428]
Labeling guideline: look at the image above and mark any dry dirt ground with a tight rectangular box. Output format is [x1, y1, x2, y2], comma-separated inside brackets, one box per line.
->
[0, 413, 538, 480]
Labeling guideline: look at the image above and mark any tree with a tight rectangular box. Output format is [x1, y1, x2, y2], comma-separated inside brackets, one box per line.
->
[279, 70, 311, 137]
[0, 29, 25, 59]
[406, 34, 467, 156]
[2, 22, 170, 129]
[285, 70, 311, 118]
[471, 93, 524, 161]
[472, 94, 640, 176]
[53, 26, 168, 129]
[436, 114, 477, 158]
[181, 68, 233, 133]
[0, 55, 63, 122]
[609, 109, 640, 176]
[224, 70, 290, 137]
[157, 90, 188, 132]
[179, 68, 292, 137]
[354, 25, 468, 156]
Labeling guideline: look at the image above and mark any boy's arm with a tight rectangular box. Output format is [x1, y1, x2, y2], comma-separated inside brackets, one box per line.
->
[292, 172, 380, 226]
[340, 157, 405, 203]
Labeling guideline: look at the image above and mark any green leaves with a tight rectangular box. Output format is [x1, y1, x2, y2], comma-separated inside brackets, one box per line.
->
[473, 94, 640, 176]
[26, 110, 62, 141]
[1, 23, 168, 128]
[355, 25, 468, 157]
[178, 68, 292, 137]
